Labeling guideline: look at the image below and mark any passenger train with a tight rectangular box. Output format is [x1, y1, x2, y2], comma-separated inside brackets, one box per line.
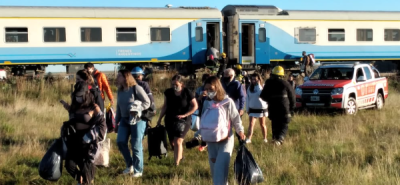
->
[1, 5, 400, 75]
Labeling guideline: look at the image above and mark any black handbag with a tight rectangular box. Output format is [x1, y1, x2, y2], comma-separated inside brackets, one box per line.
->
[174, 119, 187, 133]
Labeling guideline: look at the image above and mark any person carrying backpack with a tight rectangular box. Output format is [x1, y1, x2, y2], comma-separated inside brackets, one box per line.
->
[115, 70, 150, 178]
[192, 75, 246, 185]
[84, 63, 114, 108]
[131, 66, 156, 124]
[301, 51, 314, 77]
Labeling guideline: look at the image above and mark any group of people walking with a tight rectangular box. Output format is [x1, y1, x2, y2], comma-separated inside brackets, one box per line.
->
[60, 62, 296, 185]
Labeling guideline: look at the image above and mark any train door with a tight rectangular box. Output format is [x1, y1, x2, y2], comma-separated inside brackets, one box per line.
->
[206, 23, 220, 52]
[255, 23, 270, 64]
[191, 21, 207, 64]
[240, 23, 255, 64]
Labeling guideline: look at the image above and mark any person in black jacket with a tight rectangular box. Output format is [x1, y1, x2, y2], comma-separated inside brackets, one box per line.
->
[260, 66, 296, 146]
[60, 81, 107, 185]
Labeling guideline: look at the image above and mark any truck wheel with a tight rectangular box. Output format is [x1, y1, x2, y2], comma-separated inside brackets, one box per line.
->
[375, 93, 384, 110]
[345, 97, 358, 115]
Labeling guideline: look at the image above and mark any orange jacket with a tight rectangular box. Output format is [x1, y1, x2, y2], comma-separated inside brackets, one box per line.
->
[93, 70, 114, 101]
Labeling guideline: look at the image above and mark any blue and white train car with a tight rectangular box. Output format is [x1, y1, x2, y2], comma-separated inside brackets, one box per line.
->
[222, 5, 400, 71]
[0, 6, 223, 74]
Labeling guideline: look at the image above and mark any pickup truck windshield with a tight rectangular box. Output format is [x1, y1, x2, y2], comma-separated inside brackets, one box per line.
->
[310, 67, 354, 80]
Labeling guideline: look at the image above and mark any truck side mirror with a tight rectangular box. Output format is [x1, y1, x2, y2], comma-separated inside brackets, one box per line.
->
[357, 76, 366, 82]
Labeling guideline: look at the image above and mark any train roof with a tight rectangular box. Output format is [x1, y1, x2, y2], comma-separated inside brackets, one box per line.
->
[222, 5, 400, 21]
[0, 6, 222, 19]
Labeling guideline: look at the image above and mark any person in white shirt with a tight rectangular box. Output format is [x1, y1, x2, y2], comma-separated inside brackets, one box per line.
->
[245, 73, 268, 144]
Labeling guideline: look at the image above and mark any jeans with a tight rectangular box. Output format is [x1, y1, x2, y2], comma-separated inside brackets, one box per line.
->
[117, 117, 146, 173]
[207, 135, 234, 185]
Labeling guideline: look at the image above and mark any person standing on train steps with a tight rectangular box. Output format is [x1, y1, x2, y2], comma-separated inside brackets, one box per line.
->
[301, 51, 313, 77]
[84, 63, 114, 108]
[221, 68, 246, 117]
[259, 66, 296, 146]
[206, 43, 219, 67]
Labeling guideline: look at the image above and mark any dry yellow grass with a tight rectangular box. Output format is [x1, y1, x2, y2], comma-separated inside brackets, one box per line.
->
[1, 78, 400, 185]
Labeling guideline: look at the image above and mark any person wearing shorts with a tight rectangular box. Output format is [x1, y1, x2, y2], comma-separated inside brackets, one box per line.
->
[157, 74, 198, 166]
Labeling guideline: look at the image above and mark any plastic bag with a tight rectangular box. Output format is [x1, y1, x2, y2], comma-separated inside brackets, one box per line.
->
[94, 138, 110, 167]
[191, 110, 200, 131]
[38, 138, 64, 181]
[106, 103, 116, 133]
[234, 143, 264, 185]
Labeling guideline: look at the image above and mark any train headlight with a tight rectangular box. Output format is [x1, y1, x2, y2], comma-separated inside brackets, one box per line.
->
[295, 87, 302, 95]
[331, 88, 344, 95]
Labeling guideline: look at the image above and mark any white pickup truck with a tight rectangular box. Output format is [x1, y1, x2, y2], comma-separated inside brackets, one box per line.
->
[295, 62, 389, 115]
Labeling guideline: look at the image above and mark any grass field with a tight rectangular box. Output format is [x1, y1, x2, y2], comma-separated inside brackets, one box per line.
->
[1, 76, 400, 185]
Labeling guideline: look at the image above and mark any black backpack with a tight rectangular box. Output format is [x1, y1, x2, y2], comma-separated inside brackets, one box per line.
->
[147, 125, 168, 160]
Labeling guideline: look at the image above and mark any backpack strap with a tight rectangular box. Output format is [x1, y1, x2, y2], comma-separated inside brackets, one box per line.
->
[93, 73, 100, 90]
[131, 85, 137, 100]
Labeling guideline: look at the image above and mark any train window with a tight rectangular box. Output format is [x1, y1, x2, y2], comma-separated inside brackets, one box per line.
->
[297, 28, 316, 43]
[384, 29, 400, 41]
[43, 28, 66, 42]
[357, 29, 373, 41]
[328, 29, 345, 41]
[150, 28, 170, 42]
[195, 27, 203, 42]
[116, 28, 137, 42]
[258, 28, 266, 42]
[81, 28, 102, 42]
[5, 28, 28, 43]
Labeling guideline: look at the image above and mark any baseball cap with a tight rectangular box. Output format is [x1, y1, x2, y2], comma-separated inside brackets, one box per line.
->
[74, 81, 89, 96]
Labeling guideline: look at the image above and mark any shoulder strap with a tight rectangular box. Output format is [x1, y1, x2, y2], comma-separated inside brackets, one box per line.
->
[216, 98, 230, 107]
[132, 85, 137, 99]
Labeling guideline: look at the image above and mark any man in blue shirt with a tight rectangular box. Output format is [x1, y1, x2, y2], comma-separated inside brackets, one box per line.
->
[221, 68, 246, 116]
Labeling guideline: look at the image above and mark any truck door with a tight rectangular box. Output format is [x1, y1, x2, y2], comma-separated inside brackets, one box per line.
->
[191, 21, 207, 65]
[255, 23, 270, 65]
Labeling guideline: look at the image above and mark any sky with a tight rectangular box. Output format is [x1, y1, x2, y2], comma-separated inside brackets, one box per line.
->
[1, 0, 400, 72]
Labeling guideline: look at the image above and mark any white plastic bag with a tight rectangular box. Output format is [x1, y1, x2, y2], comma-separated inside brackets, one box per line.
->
[94, 138, 110, 167]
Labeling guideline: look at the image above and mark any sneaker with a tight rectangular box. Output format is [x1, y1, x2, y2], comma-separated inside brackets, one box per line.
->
[263, 139, 268, 143]
[274, 141, 282, 146]
[245, 139, 252, 144]
[199, 145, 207, 152]
[123, 166, 133, 174]
[132, 173, 142, 178]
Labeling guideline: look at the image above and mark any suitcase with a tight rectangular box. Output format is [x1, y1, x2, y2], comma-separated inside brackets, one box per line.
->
[147, 125, 168, 160]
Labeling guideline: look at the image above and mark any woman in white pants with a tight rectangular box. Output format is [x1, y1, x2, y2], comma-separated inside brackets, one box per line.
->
[245, 73, 268, 144]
